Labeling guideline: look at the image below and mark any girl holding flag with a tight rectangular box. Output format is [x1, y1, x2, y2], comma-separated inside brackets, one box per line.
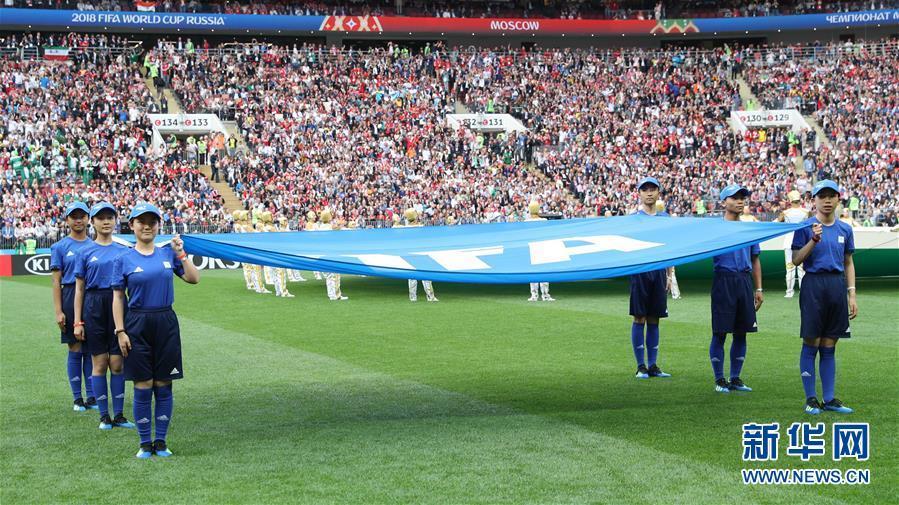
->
[112, 203, 200, 458]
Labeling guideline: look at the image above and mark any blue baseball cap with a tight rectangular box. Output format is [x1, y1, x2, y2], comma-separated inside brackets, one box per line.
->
[812, 179, 840, 196]
[720, 184, 752, 201]
[128, 202, 162, 221]
[89, 202, 117, 219]
[64, 201, 89, 217]
[637, 177, 661, 190]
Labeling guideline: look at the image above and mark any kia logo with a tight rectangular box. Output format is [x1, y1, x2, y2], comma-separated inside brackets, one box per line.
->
[25, 254, 52, 275]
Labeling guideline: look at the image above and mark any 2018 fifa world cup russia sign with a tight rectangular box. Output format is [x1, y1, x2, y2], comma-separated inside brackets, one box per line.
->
[1, 8, 897, 36]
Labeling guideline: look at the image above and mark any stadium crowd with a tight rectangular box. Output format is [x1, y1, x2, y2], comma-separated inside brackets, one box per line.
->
[741, 39, 899, 222]
[0, 40, 227, 249]
[2, 36, 897, 248]
[159, 40, 896, 225]
[158, 41, 578, 227]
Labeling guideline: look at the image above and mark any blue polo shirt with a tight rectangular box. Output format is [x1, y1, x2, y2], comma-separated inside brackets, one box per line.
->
[635, 209, 670, 217]
[49, 237, 93, 285]
[73, 242, 130, 290]
[111, 246, 185, 310]
[713, 243, 761, 272]
[791, 217, 855, 273]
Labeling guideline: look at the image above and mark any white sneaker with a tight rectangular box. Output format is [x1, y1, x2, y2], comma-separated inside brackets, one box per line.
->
[339, 296, 349, 300]
[527, 296, 538, 302]
[409, 297, 418, 302]
[282, 292, 295, 298]
[785, 292, 794, 298]
[427, 298, 439, 302]
[542, 296, 556, 302]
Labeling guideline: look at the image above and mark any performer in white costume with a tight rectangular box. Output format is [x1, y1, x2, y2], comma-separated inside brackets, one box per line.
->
[262, 212, 293, 298]
[278, 216, 306, 282]
[397, 208, 438, 302]
[777, 190, 811, 298]
[305, 211, 323, 281]
[312, 209, 347, 301]
[524, 201, 554, 302]
[656, 200, 681, 300]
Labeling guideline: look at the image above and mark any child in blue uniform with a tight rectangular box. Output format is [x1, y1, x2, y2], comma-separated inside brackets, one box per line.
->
[50, 201, 96, 411]
[791, 180, 858, 415]
[112, 203, 200, 458]
[73, 202, 135, 430]
[629, 177, 673, 379]
[709, 184, 764, 393]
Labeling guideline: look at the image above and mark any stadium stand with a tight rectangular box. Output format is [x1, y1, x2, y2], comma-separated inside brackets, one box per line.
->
[741, 39, 899, 223]
[159, 40, 898, 225]
[0, 34, 228, 250]
[1, 33, 897, 249]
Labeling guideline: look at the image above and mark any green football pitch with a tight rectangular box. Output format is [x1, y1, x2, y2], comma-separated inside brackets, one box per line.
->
[1, 271, 896, 504]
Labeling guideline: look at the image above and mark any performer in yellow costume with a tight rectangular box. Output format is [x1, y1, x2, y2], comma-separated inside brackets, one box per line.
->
[233, 210, 255, 290]
[397, 208, 438, 302]
[524, 201, 554, 302]
[250, 219, 271, 294]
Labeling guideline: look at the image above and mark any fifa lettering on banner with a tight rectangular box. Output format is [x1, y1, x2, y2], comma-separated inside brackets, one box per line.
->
[833, 423, 870, 461]
[742, 423, 780, 462]
[785, 423, 827, 461]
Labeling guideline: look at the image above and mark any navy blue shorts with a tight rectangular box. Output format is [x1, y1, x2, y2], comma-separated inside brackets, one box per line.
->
[800, 273, 851, 339]
[629, 269, 668, 318]
[60, 284, 77, 344]
[83, 290, 122, 356]
[123, 307, 184, 382]
[711, 271, 758, 334]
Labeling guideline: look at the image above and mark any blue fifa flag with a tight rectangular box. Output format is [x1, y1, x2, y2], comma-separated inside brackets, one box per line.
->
[177, 215, 805, 284]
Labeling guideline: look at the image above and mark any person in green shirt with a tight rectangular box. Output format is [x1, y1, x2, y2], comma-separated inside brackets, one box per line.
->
[848, 196, 860, 218]
[25, 238, 37, 255]
[197, 138, 207, 165]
